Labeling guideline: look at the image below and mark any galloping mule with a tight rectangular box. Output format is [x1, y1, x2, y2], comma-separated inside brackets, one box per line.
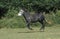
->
[18, 8, 46, 31]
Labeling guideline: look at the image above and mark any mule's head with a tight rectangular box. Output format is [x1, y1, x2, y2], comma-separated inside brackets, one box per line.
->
[18, 9, 24, 16]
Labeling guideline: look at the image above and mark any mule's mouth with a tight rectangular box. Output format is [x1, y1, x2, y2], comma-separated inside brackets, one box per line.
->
[18, 13, 22, 16]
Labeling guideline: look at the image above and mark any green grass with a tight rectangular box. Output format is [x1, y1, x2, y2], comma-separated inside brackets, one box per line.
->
[0, 24, 60, 39]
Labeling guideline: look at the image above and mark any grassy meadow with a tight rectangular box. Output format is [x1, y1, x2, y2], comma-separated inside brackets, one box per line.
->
[0, 24, 60, 39]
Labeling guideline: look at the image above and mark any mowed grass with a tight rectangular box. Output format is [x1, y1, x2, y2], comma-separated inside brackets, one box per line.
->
[0, 24, 60, 39]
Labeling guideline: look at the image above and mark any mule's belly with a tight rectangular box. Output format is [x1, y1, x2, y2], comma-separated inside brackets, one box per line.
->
[31, 16, 39, 22]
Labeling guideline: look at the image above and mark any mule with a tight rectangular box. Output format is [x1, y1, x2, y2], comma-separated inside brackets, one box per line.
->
[18, 8, 46, 31]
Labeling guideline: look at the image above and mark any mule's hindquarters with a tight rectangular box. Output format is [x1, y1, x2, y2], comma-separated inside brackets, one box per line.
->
[39, 15, 45, 32]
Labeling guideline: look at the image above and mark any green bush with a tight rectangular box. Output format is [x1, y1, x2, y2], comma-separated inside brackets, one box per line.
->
[0, 17, 25, 28]
[0, 0, 60, 28]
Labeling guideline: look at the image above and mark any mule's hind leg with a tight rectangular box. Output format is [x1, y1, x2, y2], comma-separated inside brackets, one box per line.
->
[26, 22, 33, 30]
[39, 21, 45, 32]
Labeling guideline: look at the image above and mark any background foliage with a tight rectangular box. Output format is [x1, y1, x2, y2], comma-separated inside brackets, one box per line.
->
[0, 0, 60, 28]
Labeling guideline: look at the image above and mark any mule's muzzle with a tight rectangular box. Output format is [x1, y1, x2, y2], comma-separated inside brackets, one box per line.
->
[18, 13, 22, 16]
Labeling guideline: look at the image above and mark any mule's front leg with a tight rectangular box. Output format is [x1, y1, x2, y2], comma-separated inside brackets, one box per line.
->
[39, 21, 45, 32]
[26, 23, 33, 30]
[40, 23, 45, 32]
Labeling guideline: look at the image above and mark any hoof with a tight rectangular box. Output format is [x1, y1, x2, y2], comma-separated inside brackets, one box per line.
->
[40, 29, 44, 32]
[40, 30, 44, 32]
[28, 28, 33, 30]
[29, 28, 33, 30]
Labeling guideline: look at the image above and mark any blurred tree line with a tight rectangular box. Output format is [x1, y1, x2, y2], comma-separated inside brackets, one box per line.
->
[0, 0, 60, 12]
[0, 0, 60, 28]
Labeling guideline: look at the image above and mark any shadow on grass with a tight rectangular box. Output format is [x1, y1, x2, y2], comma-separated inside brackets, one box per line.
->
[18, 30, 44, 33]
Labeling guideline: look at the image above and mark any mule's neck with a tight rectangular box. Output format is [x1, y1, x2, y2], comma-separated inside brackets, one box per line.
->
[22, 11, 30, 20]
